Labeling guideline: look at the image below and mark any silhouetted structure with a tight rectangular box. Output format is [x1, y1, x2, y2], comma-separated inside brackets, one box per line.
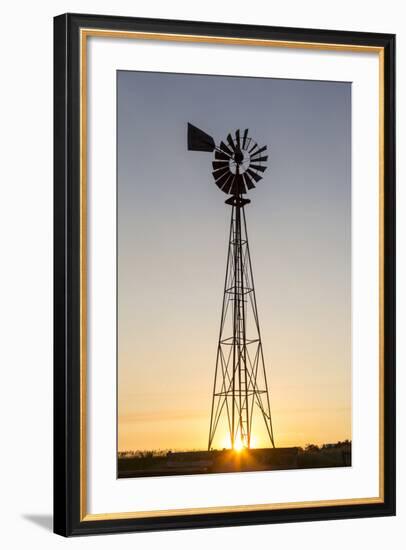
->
[188, 124, 275, 451]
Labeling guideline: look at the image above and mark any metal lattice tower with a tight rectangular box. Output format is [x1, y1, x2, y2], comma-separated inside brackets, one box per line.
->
[208, 196, 275, 450]
[187, 123, 275, 451]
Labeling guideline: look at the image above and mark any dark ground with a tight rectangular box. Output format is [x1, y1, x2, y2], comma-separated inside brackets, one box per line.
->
[117, 444, 351, 478]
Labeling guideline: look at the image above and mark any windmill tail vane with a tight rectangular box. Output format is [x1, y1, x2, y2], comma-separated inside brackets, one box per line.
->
[187, 123, 275, 451]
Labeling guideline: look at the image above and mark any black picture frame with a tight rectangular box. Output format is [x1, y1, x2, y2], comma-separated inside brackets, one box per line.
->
[54, 12, 396, 537]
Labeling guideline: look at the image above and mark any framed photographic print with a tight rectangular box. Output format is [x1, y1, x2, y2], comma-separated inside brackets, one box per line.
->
[53, 13, 396, 536]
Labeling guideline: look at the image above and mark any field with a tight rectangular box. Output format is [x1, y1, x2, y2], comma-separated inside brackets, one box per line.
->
[117, 443, 351, 478]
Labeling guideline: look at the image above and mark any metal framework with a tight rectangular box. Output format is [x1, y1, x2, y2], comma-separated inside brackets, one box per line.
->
[208, 195, 275, 451]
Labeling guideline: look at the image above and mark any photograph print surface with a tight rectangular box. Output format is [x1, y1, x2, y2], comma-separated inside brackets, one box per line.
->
[117, 70, 351, 478]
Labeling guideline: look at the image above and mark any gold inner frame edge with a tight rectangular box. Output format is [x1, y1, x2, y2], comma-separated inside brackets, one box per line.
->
[79, 28, 385, 522]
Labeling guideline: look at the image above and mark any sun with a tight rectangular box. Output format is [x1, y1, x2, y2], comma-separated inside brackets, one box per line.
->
[220, 434, 259, 452]
[234, 439, 244, 452]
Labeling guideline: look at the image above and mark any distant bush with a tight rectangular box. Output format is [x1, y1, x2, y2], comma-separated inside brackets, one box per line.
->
[118, 449, 172, 459]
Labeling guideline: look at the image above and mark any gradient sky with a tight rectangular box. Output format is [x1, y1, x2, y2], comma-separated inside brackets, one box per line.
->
[117, 70, 351, 452]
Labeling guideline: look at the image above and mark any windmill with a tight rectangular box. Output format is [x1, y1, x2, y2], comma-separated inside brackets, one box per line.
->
[187, 123, 275, 451]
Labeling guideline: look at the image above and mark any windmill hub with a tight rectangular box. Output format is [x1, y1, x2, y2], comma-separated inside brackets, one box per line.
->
[234, 148, 244, 164]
